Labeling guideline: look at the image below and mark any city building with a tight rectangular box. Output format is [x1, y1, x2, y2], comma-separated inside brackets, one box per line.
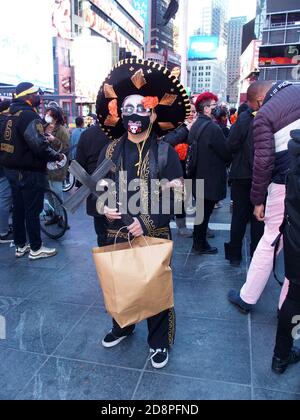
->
[145, 0, 180, 69]
[193, 0, 228, 46]
[189, 59, 226, 99]
[227, 16, 247, 104]
[187, 35, 226, 99]
[51, 0, 145, 119]
[258, 0, 300, 82]
[189, 0, 228, 100]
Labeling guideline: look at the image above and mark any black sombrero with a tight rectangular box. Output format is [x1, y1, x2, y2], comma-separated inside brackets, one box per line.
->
[96, 58, 191, 139]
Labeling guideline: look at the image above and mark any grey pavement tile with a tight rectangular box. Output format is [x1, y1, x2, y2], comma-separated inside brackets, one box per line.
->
[173, 276, 249, 322]
[0, 299, 88, 355]
[0, 348, 47, 400]
[251, 278, 281, 326]
[0, 266, 56, 298]
[253, 388, 300, 401]
[54, 306, 149, 370]
[252, 323, 300, 395]
[173, 252, 246, 279]
[18, 357, 140, 400]
[172, 234, 193, 254]
[145, 315, 251, 385]
[135, 372, 251, 400]
[29, 269, 102, 306]
[0, 296, 23, 316]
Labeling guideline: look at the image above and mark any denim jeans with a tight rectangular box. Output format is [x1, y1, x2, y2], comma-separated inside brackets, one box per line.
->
[4, 169, 47, 251]
[0, 176, 12, 235]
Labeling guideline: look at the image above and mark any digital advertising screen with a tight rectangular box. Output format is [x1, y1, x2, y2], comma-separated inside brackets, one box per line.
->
[188, 35, 219, 60]
[0, 0, 54, 90]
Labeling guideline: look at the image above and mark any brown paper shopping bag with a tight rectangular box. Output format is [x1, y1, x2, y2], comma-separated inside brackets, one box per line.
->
[93, 235, 174, 328]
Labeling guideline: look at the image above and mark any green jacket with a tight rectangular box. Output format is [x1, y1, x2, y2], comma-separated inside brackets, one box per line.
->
[47, 124, 70, 182]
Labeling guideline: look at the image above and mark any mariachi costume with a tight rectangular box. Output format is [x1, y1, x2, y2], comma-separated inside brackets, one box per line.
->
[96, 58, 191, 352]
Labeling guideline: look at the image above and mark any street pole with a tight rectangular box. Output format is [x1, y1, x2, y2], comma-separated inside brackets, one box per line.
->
[179, 0, 189, 87]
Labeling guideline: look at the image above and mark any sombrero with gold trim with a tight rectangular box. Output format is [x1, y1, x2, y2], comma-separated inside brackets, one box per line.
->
[96, 58, 191, 139]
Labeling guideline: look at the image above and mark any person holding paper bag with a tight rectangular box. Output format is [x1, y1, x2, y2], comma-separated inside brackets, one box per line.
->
[94, 59, 191, 369]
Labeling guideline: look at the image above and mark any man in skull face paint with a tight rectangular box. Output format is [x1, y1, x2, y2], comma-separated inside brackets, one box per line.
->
[95, 59, 191, 369]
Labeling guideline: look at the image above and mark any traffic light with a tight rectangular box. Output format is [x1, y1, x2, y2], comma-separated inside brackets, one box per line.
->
[163, 0, 179, 26]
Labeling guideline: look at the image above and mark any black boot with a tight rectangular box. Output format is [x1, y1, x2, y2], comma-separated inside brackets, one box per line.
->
[193, 241, 218, 255]
[272, 348, 300, 375]
[224, 243, 242, 267]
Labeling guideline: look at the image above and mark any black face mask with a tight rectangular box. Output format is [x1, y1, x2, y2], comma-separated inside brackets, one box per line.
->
[123, 114, 151, 135]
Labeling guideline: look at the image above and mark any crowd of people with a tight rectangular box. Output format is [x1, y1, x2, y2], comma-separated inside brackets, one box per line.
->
[0, 67, 300, 374]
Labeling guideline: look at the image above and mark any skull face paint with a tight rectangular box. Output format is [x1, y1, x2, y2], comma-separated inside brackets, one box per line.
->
[121, 95, 151, 135]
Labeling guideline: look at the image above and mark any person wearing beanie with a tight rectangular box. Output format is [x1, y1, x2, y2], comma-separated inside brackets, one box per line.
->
[0, 82, 62, 260]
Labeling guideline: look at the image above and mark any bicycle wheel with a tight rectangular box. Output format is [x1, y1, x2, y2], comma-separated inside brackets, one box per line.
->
[63, 170, 76, 192]
[40, 189, 68, 240]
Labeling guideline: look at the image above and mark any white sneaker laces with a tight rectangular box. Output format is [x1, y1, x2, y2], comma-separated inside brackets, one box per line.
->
[149, 348, 167, 360]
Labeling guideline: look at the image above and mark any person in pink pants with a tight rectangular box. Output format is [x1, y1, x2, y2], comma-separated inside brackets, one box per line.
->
[228, 80, 300, 314]
[234, 183, 289, 311]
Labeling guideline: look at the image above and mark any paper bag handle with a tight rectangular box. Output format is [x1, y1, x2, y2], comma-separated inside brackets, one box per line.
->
[114, 226, 150, 249]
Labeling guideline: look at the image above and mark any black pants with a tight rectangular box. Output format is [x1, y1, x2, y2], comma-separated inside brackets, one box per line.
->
[229, 179, 264, 257]
[112, 308, 176, 349]
[5, 169, 47, 251]
[193, 199, 216, 247]
[94, 216, 108, 247]
[274, 282, 300, 360]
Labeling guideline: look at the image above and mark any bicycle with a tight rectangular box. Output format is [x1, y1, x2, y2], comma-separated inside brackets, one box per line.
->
[63, 168, 76, 192]
[40, 188, 68, 240]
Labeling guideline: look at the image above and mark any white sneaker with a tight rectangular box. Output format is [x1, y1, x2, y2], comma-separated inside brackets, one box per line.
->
[29, 246, 57, 260]
[149, 348, 169, 369]
[15, 245, 30, 258]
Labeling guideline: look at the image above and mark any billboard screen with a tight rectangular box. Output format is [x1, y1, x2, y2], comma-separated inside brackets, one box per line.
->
[188, 36, 219, 60]
[0, 0, 54, 90]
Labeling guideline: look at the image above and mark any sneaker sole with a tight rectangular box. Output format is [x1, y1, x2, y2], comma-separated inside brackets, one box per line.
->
[15, 248, 30, 258]
[151, 354, 169, 369]
[101, 335, 128, 348]
[0, 239, 14, 244]
[29, 251, 57, 260]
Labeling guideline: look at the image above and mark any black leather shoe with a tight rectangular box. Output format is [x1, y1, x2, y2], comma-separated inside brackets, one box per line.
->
[224, 243, 242, 267]
[272, 348, 300, 374]
[193, 243, 218, 255]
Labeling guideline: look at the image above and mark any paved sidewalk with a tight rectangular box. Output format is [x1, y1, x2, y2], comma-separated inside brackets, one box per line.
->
[0, 202, 299, 400]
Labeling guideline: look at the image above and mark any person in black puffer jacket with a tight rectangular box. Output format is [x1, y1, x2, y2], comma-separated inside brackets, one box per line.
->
[225, 82, 265, 266]
[272, 129, 300, 375]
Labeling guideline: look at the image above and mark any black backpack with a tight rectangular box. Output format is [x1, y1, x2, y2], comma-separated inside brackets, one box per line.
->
[273, 130, 300, 286]
[186, 120, 211, 178]
[0, 111, 23, 169]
